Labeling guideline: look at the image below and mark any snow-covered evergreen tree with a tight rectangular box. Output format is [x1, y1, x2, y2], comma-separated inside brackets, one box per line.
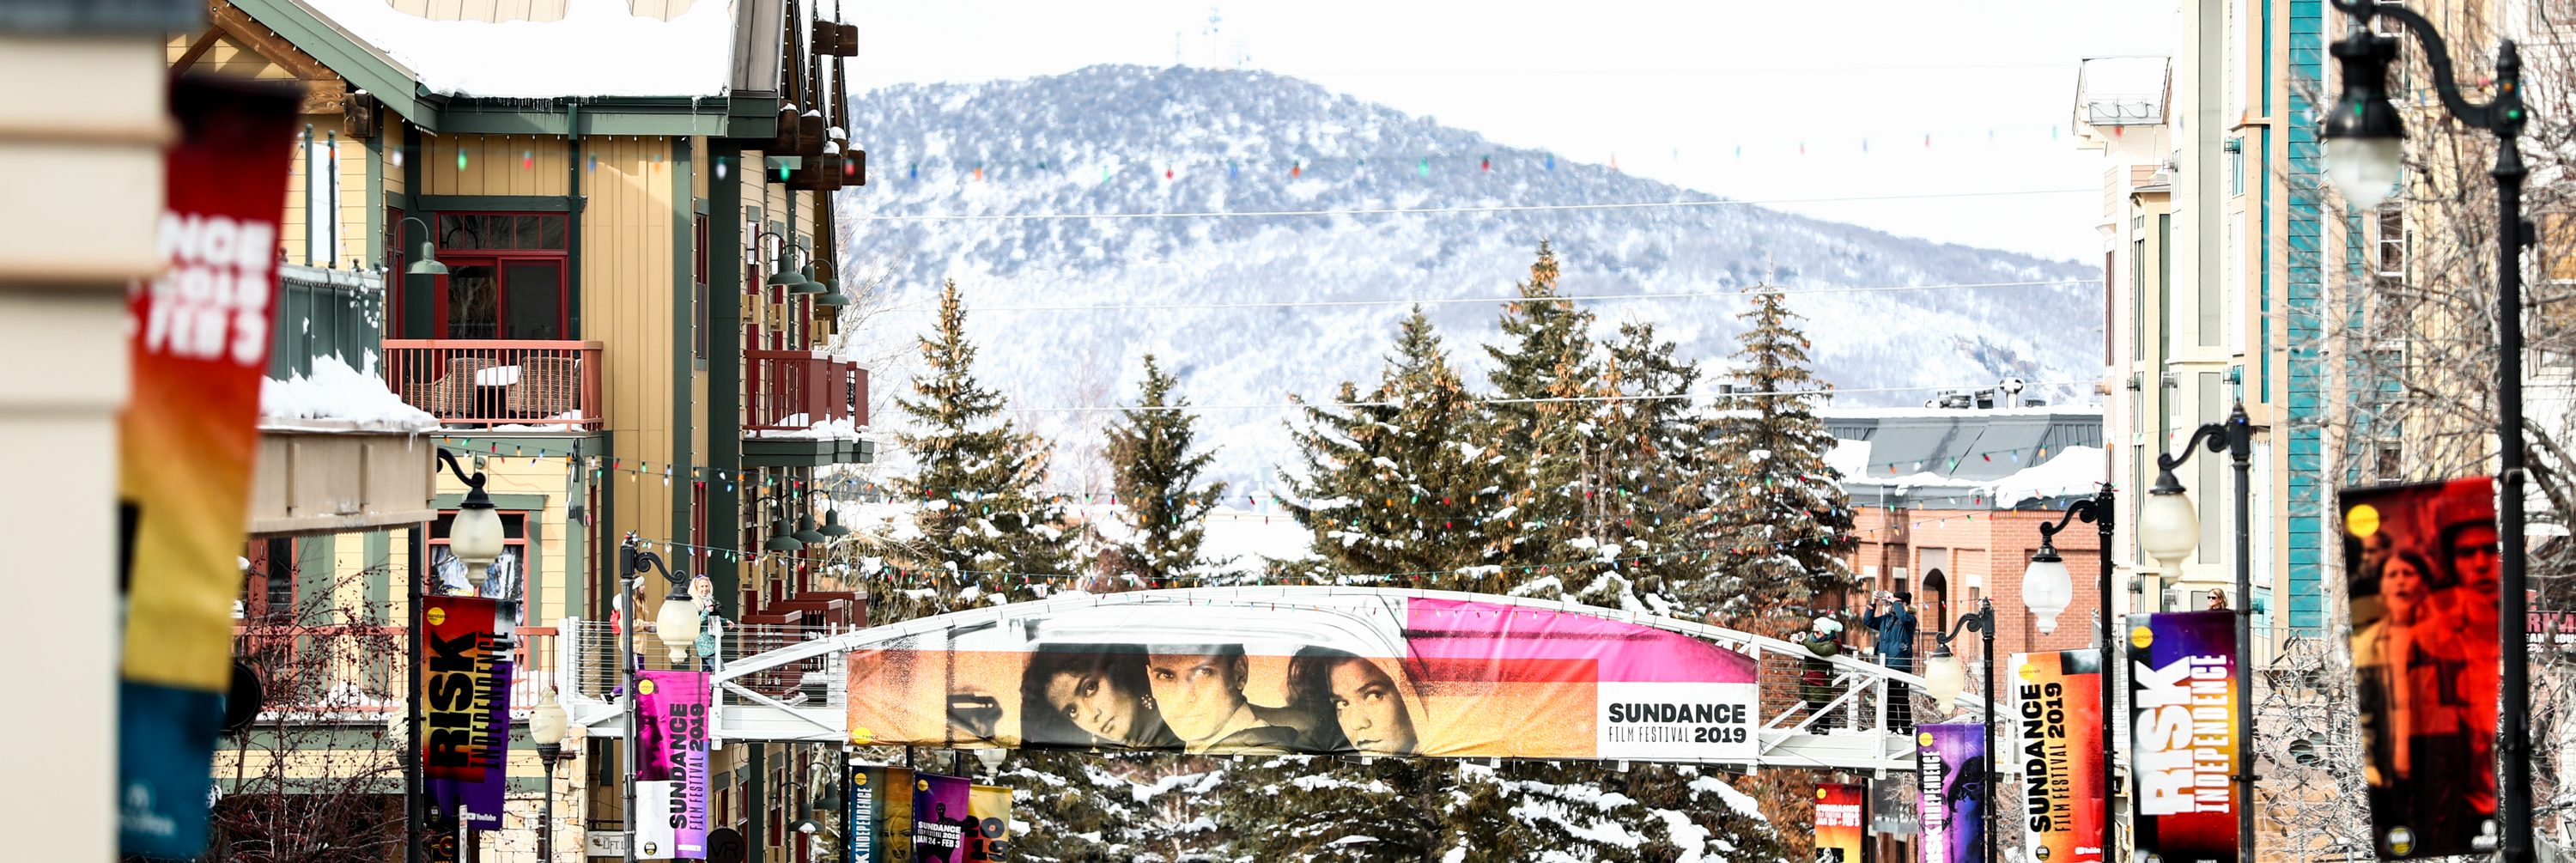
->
[1697, 289, 1857, 622]
[1104, 354, 1229, 583]
[1573, 320, 1719, 612]
[1279, 308, 1511, 584]
[877, 279, 1074, 615]
[1480, 241, 1598, 569]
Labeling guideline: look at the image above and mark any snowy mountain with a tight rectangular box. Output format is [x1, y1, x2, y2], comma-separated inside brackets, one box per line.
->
[834, 64, 2100, 492]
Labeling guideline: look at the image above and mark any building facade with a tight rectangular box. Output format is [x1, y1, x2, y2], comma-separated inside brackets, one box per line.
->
[177, 1, 872, 860]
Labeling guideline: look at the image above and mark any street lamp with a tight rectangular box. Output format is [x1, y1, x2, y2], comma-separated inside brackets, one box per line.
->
[2323, 5, 2538, 860]
[619, 536, 690, 863]
[532, 690, 569, 863]
[2026, 485, 2117, 863]
[400, 216, 447, 276]
[2136, 404, 2253, 861]
[1923, 599, 1996, 863]
[435, 450, 507, 593]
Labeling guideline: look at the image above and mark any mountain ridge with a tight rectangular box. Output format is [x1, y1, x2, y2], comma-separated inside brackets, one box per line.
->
[832, 64, 2101, 491]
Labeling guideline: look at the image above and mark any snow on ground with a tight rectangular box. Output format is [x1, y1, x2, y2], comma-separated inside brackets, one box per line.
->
[303, 0, 738, 98]
[261, 356, 438, 432]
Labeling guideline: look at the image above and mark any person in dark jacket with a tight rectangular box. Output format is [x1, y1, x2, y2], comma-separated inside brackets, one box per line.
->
[1863, 591, 1918, 731]
[1796, 617, 1845, 730]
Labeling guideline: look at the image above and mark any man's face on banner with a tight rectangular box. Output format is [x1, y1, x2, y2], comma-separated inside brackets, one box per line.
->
[1327, 658, 1417, 755]
[1146, 650, 1247, 743]
[2449, 522, 2501, 624]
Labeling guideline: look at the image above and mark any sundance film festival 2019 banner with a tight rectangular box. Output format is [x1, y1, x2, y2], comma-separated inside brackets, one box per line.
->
[2012, 649, 2104, 863]
[913, 773, 976, 863]
[1917, 722, 1986, 863]
[2342, 477, 2500, 859]
[845, 596, 1759, 761]
[116, 75, 301, 859]
[1814, 782, 1866, 863]
[2126, 611, 2239, 863]
[848, 766, 915, 863]
[636, 670, 712, 860]
[422, 596, 515, 831]
[968, 784, 1015, 861]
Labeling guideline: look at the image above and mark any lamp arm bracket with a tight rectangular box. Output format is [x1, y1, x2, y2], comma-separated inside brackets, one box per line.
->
[2331, 1, 2515, 130]
[2160, 422, 2231, 473]
[434, 448, 486, 492]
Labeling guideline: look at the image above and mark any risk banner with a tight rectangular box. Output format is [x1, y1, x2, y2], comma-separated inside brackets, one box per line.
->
[2126, 611, 2240, 863]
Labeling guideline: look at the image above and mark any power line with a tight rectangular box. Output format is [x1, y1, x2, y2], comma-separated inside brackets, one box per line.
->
[876, 278, 2094, 314]
[853, 187, 2095, 222]
[993, 380, 2098, 414]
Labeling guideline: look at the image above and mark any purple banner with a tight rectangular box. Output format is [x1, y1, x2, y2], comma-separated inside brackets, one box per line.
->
[1917, 722, 1986, 863]
[423, 597, 513, 832]
[2126, 611, 2239, 863]
[635, 671, 711, 860]
[911, 773, 975, 863]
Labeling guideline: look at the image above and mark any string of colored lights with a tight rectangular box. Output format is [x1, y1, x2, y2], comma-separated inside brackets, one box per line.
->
[851, 188, 2093, 222]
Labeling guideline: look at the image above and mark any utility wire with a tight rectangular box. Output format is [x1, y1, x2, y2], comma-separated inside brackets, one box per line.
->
[993, 380, 2096, 413]
[869, 278, 2094, 314]
[854, 187, 2095, 222]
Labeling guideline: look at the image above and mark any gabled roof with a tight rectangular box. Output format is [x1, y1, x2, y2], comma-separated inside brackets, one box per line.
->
[298, 0, 741, 100]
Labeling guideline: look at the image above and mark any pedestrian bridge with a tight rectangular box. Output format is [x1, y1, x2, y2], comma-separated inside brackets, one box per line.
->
[554, 586, 1987, 774]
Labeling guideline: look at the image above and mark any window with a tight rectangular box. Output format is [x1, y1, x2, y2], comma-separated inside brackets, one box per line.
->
[2378, 204, 2406, 278]
[431, 511, 531, 615]
[386, 207, 408, 335]
[240, 538, 298, 623]
[407, 213, 571, 340]
[2375, 442, 2403, 479]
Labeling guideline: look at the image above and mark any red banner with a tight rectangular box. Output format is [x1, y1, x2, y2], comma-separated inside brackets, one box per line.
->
[1816, 782, 1866, 863]
[117, 74, 301, 860]
[2342, 477, 2499, 859]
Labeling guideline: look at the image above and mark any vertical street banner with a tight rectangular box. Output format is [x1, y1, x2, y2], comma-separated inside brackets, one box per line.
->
[2012, 649, 2104, 863]
[1871, 775, 1919, 836]
[1917, 722, 1987, 863]
[2125, 611, 2239, 863]
[912, 773, 975, 863]
[422, 596, 514, 831]
[1815, 782, 1866, 863]
[115, 74, 301, 859]
[635, 670, 713, 860]
[966, 785, 1014, 861]
[847, 766, 915, 863]
[2341, 477, 2500, 859]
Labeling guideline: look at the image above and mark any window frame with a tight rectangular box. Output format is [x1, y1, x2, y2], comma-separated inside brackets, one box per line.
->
[408, 211, 573, 340]
[429, 509, 534, 599]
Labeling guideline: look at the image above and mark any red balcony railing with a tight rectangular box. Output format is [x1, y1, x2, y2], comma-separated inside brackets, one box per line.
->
[382, 339, 604, 430]
[745, 349, 866, 434]
[229, 624, 559, 715]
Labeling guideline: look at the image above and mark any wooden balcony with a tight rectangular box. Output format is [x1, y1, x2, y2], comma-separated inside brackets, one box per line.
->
[382, 339, 604, 430]
[744, 349, 866, 434]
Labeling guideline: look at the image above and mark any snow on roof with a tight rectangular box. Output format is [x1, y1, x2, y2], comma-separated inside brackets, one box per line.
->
[301, 0, 740, 98]
[1843, 446, 2108, 503]
[1824, 439, 1871, 477]
[262, 355, 439, 433]
[1816, 404, 2096, 420]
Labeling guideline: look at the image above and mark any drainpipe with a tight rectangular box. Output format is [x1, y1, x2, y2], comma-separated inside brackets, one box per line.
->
[567, 103, 584, 338]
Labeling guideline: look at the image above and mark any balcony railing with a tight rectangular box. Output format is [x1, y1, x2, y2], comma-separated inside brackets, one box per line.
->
[382, 339, 604, 430]
[745, 349, 866, 435]
[230, 624, 560, 719]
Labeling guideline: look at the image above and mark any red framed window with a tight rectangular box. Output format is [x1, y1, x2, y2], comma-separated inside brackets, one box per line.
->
[430, 510, 532, 606]
[240, 538, 298, 623]
[386, 206, 409, 335]
[405, 213, 572, 340]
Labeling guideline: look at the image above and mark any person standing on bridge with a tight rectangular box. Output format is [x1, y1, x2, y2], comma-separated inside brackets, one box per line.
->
[1795, 617, 1844, 730]
[1862, 591, 1917, 731]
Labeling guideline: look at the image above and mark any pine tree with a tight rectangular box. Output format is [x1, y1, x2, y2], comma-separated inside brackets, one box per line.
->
[1575, 320, 1717, 612]
[878, 278, 1073, 619]
[1698, 289, 1857, 622]
[1479, 242, 1600, 572]
[1279, 308, 1512, 584]
[1103, 354, 1229, 583]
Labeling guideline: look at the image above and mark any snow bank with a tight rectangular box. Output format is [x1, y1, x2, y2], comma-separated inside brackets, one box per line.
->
[262, 356, 439, 432]
[749, 416, 867, 441]
[304, 0, 738, 98]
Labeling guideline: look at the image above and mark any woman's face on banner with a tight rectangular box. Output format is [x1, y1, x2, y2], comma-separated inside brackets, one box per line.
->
[1041, 662, 1142, 744]
[1327, 658, 1417, 754]
[1146, 652, 1246, 743]
[2384, 555, 2430, 619]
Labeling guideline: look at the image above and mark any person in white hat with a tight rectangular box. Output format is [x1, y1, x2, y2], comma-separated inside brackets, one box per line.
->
[1796, 617, 1846, 730]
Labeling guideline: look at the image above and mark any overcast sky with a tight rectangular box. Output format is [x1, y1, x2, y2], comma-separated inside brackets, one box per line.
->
[845, 1, 2178, 262]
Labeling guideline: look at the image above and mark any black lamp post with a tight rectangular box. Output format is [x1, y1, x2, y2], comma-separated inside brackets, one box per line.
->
[2134, 405, 2253, 863]
[2322, 5, 2535, 861]
[531, 691, 568, 863]
[2023, 484, 2117, 862]
[1924, 599, 1997, 863]
[618, 537, 691, 863]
